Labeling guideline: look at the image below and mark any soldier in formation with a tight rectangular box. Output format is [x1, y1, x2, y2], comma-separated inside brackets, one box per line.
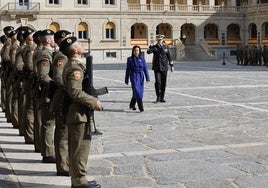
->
[236, 44, 268, 66]
[0, 26, 102, 188]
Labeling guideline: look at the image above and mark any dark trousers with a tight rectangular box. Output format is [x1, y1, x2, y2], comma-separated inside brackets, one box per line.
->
[154, 70, 167, 99]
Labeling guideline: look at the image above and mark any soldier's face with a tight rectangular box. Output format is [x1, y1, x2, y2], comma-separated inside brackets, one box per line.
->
[73, 42, 85, 55]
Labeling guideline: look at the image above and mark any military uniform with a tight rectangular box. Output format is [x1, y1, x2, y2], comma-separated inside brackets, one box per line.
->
[32, 30, 43, 152]
[50, 29, 72, 176]
[36, 29, 56, 163]
[0, 34, 12, 121]
[22, 29, 36, 144]
[147, 34, 173, 102]
[0, 35, 7, 112]
[14, 29, 27, 136]
[8, 30, 20, 128]
[60, 37, 100, 188]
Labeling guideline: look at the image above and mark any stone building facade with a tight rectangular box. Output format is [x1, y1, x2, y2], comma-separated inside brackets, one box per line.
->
[0, 0, 268, 62]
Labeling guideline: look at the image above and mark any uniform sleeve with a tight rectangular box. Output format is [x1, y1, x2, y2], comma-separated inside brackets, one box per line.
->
[38, 51, 53, 85]
[53, 53, 67, 88]
[166, 47, 174, 67]
[125, 57, 131, 84]
[67, 65, 97, 110]
[142, 57, 150, 81]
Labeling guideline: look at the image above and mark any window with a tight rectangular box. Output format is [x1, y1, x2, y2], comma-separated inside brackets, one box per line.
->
[105, 22, 115, 39]
[105, 0, 115, 5]
[106, 52, 116, 58]
[78, 0, 88, 5]
[78, 22, 88, 39]
[49, 22, 60, 33]
[19, 0, 29, 6]
[49, 0, 59, 4]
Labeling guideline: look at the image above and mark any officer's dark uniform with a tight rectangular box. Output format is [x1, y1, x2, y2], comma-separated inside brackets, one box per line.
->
[147, 35, 173, 102]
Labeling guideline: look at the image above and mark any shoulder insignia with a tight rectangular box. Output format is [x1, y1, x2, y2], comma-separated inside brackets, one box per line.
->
[73, 70, 81, 80]
[41, 60, 47, 66]
[57, 60, 63, 67]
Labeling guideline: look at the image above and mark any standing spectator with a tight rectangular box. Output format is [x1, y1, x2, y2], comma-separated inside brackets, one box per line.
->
[125, 45, 150, 112]
[147, 34, 174, 102]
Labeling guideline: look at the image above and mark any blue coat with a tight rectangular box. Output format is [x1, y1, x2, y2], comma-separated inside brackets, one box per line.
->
[125, 55, 150, 100]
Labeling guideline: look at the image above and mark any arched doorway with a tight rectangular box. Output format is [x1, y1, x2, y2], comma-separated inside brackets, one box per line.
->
[204, 23, 219, 45]
[181, 23, 195, 45]
[227, 23, 241, 45]
[156, 23, 172, 45]
[131, 23, 148, 46]
[248, 23, 257, 45]
[261, 22, 268, 45]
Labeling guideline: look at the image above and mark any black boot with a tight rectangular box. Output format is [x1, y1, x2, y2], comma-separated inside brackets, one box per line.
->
[160, 90, 166, 103]
[129, 97, 136, 110]
[155, 83, 160, 102]
[137, 99, 144, 112]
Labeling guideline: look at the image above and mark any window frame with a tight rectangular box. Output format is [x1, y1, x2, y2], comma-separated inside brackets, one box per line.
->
[48, 0, 60, 6]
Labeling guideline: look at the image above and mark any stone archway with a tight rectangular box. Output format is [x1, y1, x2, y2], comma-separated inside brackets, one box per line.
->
[181, 23, 195, 45]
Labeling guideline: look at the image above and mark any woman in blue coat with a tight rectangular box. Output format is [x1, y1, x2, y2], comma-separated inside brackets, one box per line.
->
[125, 45, 150, 112]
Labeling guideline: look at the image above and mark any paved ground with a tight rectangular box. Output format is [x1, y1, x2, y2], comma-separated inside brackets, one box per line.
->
[0, 60, 268, 188]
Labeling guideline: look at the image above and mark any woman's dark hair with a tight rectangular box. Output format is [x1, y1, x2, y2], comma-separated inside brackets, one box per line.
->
[131, 45, 141, 57]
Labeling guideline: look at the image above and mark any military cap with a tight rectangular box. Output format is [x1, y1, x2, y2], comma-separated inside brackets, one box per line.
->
[156, 34, 165, 41]
[40, 29, 54, 37]
[59, 36, 77, 55]
[3, 26, 14, 33]
[23, 28, 35, 40]
[0, 35, 7, 44]
[54, 30, 71, 43]
[17, 30, 26, 42]
[8, 30, 18, 38]
[33, 30, 42, 44]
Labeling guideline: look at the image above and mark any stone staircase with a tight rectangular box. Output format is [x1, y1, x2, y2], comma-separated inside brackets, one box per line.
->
[182, 45, 219, 61]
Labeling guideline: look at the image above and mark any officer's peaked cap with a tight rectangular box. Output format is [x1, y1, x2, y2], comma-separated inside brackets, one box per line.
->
[156, 34, 165, 40]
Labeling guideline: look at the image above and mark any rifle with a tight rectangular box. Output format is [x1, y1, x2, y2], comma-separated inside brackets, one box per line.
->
[83, 55, 108, 135]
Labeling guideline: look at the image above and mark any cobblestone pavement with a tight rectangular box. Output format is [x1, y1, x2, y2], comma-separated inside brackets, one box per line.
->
[0, 61, 268, 188]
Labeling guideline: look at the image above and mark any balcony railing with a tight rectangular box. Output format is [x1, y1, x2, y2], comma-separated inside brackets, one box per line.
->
[128, 3, 268, 13]
[0, 2, 40, 12]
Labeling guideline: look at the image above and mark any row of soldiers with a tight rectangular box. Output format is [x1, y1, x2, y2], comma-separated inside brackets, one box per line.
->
[236, 44, 268, 66]
[0, 26, 102, 188]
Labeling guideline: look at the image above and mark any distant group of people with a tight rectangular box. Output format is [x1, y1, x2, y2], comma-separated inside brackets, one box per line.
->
[0, 25, 103, 188]
[236, 44, 268, 66]
[125, 34, 174, 112]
